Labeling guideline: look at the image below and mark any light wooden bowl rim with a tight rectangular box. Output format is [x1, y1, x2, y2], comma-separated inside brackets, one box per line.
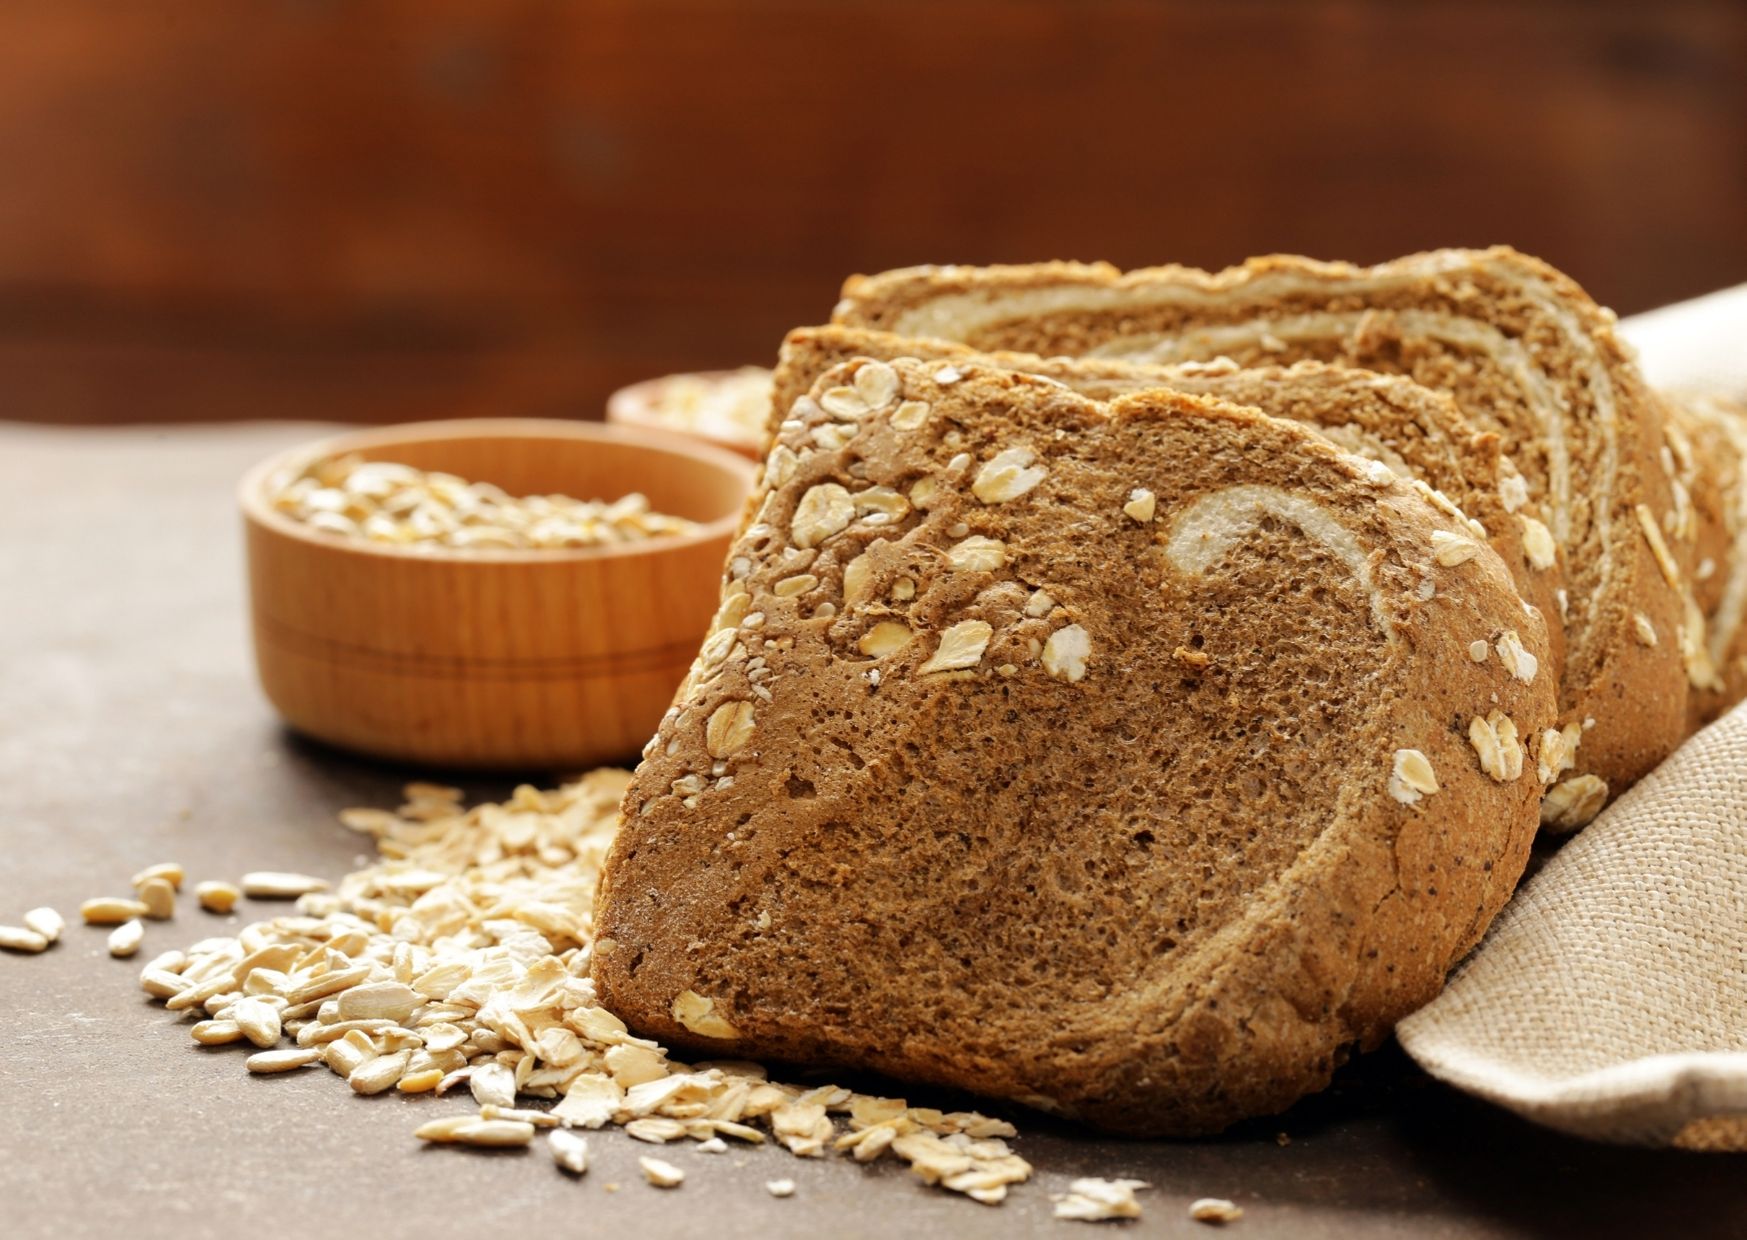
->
[239, 417, 756, 565]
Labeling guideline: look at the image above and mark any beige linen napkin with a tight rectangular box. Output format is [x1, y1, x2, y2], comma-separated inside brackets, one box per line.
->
[1620, 283, 1747, 402]
[1397, 701, 1747, 1149]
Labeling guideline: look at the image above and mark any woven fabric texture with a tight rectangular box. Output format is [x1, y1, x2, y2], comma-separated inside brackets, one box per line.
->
[1397, 702, 1747, 1149]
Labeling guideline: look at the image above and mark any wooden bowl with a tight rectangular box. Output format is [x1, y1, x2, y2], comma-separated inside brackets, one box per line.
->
[239, 419, 755, 771]
[605, 368, 769, 459]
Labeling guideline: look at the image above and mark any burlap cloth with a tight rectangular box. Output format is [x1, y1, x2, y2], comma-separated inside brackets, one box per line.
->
[1395, 291, 1747, 1150]
[1396, 701, 1747, 1149]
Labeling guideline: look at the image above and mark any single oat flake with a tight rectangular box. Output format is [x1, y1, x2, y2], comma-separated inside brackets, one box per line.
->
[1053, 1177, 1148, 1222]
[639, 1156, 686, 1188]
[1189, 1196, 1245, 1224]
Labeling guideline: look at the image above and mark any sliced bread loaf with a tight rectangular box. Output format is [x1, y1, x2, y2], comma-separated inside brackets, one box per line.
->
[1669, 394, 1747, 727]
[833, 248, 1690, 816]
[595, 358, 1556, 1136]
[773, 325, 1566, 683]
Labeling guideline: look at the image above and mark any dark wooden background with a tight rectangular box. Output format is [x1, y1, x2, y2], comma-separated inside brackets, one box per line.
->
[2, 0, 1743, 427]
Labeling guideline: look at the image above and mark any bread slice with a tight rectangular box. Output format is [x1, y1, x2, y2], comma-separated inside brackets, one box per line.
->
[594, 357, 1556, 1136]
[1668, 394, 1747, 727]
[833, 248, 1690, 815]
[773, 325, 1566, 681]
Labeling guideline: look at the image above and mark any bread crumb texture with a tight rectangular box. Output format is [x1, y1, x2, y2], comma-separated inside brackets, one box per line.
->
[597, 357, 1554, 1136]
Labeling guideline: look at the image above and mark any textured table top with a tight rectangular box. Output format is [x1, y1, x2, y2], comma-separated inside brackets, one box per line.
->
[2, 421, 1742, 1240]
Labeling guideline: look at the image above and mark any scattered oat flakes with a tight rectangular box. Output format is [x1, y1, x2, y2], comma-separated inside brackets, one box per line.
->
[0, 926, 50, 953]
[239, 872, 328, 899]
[397, 1068, 444, 1093]
[1468, 640, 1489, 663]
[195, 880, 240, 914]
[131, 862, 184, 891]
[123, 775, 1038, 1209]
[1052, 1177, 1149, 1221]
[350, 1049, 411, 1095]
[766, 1179, 796, 1198]
[640, 1156, 685, 1188]
[107, 919, 144, 958]
[549, 1128, 590, 1174]
[231, 997, 282, 1048]
[191, 1019, 243, 1046]
[470, 1062, 518, 1109]
[247, 1047, 322, 1074]
[22, 907, 63, 943]
[337, 980, 419, 1022]
[81, 897, 148, 925]
[137, 876, 176, 920]
[416, 1117, 537, 1148]
[1189, 1197, 1244, 1224]
[626, 1116, 687, 1143]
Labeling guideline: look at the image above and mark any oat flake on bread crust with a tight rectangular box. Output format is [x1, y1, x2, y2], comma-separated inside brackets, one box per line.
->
[594, 357, 1555, 1136]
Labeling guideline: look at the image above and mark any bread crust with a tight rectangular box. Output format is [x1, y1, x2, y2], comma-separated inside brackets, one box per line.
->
[1669, 394, 1747, 726]
[833, 248, 1691, 806]
[773, 325, 1566, 681]
[595, 359, 1552, 1136]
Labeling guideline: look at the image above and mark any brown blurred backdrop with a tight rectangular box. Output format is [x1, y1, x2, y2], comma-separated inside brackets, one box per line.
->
[2, 0, 1743, 426]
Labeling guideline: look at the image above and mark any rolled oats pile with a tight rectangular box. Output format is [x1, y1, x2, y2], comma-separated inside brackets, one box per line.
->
[269, 455, 698, 550]
[130, 773, 1044, 1209]
[633, 367, 773, 451]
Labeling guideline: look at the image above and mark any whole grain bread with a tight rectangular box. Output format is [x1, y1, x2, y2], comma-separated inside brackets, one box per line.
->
[1668, 393, 1747, 726]
[832, 248, 1691, 819]
[594, 358, 1555, 1136]
[773, 325, 1566, 682]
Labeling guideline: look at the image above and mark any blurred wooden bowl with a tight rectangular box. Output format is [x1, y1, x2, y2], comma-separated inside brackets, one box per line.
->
[239, 419, 755, 771]
[606, 368, 769, 460]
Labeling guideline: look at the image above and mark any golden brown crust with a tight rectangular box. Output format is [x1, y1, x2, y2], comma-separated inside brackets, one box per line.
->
[773, 325, 1567, 680]
[1670, 393, 1747, 726]
[595, 359, 1552, 1136]
[833, 248, 1692, 807]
